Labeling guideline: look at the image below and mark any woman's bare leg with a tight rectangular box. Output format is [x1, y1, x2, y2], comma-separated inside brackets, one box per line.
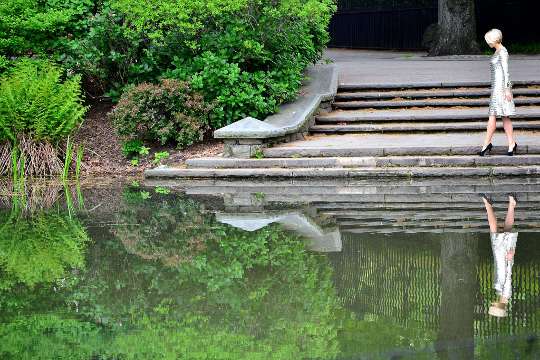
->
[503, 195, 517, 232]
[482, 115, 497, 149]
[502, 116, 516, 150]
[483, 198, 498, 233]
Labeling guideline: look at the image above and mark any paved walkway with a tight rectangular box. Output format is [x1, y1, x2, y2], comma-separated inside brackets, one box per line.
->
[323, 48, 540, 85]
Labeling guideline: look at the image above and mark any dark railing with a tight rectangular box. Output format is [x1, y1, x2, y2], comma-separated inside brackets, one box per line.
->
[328, 7, 437, 50]
[329, 0, 540, 50]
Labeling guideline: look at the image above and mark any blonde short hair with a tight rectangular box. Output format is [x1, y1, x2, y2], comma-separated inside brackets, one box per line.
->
[485, 29, 503, 45]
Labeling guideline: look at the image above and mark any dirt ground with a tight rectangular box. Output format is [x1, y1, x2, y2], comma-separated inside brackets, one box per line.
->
[73, 99, 224, 176]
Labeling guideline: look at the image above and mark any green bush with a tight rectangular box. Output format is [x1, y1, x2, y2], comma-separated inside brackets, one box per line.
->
[143, 0, 336, 128]
[0, 0, 95, 57]
[0, 57, 88, 144]
[108, 78, 213, 148]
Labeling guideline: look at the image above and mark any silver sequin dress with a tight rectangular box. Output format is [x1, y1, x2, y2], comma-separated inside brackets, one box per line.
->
[489, 46, 516, 117]
[490, 231, 517, 299]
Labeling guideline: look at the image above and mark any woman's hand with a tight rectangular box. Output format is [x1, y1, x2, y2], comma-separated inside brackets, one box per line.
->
[505, 89, 513, 101]
[506, 249, 515, 261]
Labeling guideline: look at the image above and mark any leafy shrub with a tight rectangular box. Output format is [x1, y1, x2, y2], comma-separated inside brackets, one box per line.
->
[108, 79, 213, 148]
[0, 57, 88, 144]
[121, 139, 144, 158]
[0, 0, 95, 57]
[141, 0, 336, 128]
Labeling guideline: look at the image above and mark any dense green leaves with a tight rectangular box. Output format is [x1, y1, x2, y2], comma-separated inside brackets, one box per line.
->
[0, 58, 88, 143]
[0, 211, 89, 289]
[0, 0, 95, 57]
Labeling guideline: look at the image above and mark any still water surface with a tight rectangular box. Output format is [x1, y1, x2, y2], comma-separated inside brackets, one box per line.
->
[0, 178, 539, 359]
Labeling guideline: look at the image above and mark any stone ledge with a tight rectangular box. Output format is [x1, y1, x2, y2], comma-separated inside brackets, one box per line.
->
[213, 64, 338, 140]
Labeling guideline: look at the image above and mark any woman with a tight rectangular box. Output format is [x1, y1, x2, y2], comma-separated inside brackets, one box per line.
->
[478, 29, 518, 156]
[481, 193, 518, 317]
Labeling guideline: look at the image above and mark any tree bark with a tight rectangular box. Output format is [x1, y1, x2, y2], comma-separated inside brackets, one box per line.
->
[435, 234, 478, 360]
[429, 0, 481, 55]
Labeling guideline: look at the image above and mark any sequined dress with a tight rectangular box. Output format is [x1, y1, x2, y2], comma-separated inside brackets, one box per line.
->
[490, 231, 517, 299]
[489, 46, 516, 117]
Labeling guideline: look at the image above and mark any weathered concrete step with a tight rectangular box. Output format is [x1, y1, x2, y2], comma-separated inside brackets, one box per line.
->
[145, 166, 540, 179]
[182, 182, 540, 196]
[335, 87, 540, 101]
[343, 227, 540, 234]
[314, 202, 539, 211]
[324, 210, 540, 220]
[264, 145, 540, 158]
[187, 155, 540, 169]
[332, 97, 540, 109]
[263, 132, 540, 157]
[338, 80, 540, 91]
[315, 106, 540, 123]
[240, 193, 540, 204]
[310, 121, 540, 133]
[338, 219, 540, 229]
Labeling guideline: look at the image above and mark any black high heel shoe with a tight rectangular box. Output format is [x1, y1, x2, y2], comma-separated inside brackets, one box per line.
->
[480, 193, 494, 205]
[507, 192, 518, 204]
[478, 143, 493, 156]
[507, 143, 517, 156]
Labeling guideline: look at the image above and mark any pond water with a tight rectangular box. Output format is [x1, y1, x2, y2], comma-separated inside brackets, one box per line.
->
[0, 178, 539, 359]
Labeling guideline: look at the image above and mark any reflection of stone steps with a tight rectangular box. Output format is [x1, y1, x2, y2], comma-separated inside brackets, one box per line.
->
[145, 177, 540, 234]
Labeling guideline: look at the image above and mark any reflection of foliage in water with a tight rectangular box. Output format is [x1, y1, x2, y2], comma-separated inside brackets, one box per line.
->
[0, 188, 342, 359]
[0, 210, 89, 289]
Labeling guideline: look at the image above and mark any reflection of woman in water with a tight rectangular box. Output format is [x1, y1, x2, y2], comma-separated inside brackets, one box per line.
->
[482, 193, 518, 317]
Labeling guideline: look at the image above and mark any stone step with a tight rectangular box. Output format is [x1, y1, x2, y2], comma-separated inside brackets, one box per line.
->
[338, 219, 540, 229]
[335, 87, 540, 101]
[310, 120, 540, 133]
[262, 133, 540, 158]
[182, 182, 540, 196]
[332, 97, 540, 110]
[145, 166, 540, 179]
[313, 201, 536, 210]
[187, 155, 540, 169]
[315, 106, 540, 123]
[323, 209, 540, 220]
[343, 227, 540, 234]
[204, 192, 540, 203]
[337, 80, 540, 91]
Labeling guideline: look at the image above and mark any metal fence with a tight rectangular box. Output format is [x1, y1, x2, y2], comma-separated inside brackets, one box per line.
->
[329, 0, 540, 50]
[328, 7, 437, 50]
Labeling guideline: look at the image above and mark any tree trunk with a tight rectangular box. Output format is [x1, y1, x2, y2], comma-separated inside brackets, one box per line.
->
[429, 0, 481, 55]
[435, 234, 478, 360]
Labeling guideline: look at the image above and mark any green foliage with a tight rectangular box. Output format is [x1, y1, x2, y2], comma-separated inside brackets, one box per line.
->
[109, 78, 212, 148]
[0, 211, 89, 289]
[0, 0, 95, 57]
[0, 58, 88, 144]
[153, 151, 169, 165]
[0, 314, 105, 360]
[121, 139, 144, 158]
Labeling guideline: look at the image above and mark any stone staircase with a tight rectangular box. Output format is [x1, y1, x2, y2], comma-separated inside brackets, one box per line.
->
[145, 80, 540, 179]
[311, 83, 540, 134]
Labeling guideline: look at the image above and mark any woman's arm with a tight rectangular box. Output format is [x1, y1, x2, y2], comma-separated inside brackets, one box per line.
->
[501, 49, 513, 90]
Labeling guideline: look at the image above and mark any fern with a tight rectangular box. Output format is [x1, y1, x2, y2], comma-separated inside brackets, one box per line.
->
[0, 58, 88, 144]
